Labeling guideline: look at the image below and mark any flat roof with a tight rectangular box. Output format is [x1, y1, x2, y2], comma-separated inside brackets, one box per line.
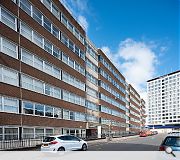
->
[147, 70, 180, 82]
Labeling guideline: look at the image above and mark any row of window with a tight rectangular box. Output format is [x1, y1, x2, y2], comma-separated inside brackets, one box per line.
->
[0, 7, 86, 76]
[0, 65, 85, 106]
[101, 105, 127, 120]
[101, 118, 127, 127]
[62, 71, 85, 91]
[0, 126, 86, 140]
[18, 0, 85, 60]
[86, 86, 98, 98]
[100, 80, 125, 103]
[100, 68, 125, 94]
[86, 72, 98, 86]
[62, 52, 85, 76]
[85, 101, 99, 111]
[0, 33, 85, 77]
[100, 93, 126, 111]
[40, 0, 85, 44]
[100, 56, 125, 85]
[86, 43, 98, 61]
[86, 58, 98, 73]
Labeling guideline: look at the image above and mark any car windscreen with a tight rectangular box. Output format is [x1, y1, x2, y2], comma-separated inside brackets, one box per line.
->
[43, 137, 55, 142]
[163, 137, 180, 147]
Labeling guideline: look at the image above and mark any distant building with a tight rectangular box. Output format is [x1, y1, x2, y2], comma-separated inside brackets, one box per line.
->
[147, 70, 180, 131]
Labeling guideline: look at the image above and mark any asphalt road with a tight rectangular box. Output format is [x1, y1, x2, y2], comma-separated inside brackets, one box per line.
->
[88, 133, 167, 151]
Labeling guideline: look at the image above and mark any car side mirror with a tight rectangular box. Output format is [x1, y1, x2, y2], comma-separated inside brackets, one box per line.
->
[165, 147, 176, 157]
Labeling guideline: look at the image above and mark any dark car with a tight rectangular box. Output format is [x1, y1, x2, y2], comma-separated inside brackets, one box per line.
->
[159, 134, 180, 151]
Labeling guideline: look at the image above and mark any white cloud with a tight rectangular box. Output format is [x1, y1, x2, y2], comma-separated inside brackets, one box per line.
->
[101, 38, 159, 101]
[78, 15, 89, 32]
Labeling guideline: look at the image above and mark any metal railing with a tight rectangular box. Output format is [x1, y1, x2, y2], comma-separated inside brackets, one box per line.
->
[0, 139, 43, 150]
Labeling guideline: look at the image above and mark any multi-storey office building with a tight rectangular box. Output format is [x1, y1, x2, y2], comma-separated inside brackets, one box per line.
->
[147, 71, 180, 130]
[0, 0, 145, 140]
[126, 84, 142, 133]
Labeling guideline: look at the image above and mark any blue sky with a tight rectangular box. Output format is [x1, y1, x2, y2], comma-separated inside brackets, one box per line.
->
[61, 0, 179, 98]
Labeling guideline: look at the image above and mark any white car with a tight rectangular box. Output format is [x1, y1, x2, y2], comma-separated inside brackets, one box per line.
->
[41, 135, 88, 151]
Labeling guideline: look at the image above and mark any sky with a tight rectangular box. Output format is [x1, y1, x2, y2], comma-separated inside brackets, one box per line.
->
[60, 0, 180, 101]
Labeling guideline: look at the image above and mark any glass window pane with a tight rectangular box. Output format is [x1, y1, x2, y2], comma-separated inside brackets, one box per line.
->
[44, 40, 52, 54]
[3, 67, 18, 86]
[20, 22, 32, 41]
[4, 97, 18, 113]
[21, 75, 33, 90]
[35, 104, 44, 116]
[45, 106, 53, 117]
[21, 49, 33, 66]
[20, 0, 31, 15]
[33, 7, 42, 24]
[23, 101, 34, 114]
[54, 108, 62, 119]
[1, 8, 16, 30]
[43, 17, 51, 32]
[34, 56, 43, 70]
[23, 128, 34, 139]
[4, 128, 18, 140]
[33, 32, 43, 48]
[2, 38, 17, 59]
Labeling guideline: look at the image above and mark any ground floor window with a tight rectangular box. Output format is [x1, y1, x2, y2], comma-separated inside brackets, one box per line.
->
[35, 128, 44, 138]
[23, 128, 34, 139]
[4, 127, 18, 140]
[0, 127, 3, 140]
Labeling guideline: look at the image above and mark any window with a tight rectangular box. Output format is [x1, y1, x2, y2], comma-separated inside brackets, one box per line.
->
[53, 87, 61, 99]
[21, 75, 33, 90]
[61, 33, 68, 46]
[35, 104, 44, 116]
[0, 128, 2, 140]
[32, 7, 42, 24]
[70, 111, 75, 120]
[44, 62, 52, 75]
[45, 128, 53, 136]
[54, 108, 62, 119]
[52, 26, 59, 38]
[1, 7, 16, 30]
[1, 37, 18, 59]
[43, 17, 51, 32]
[4, 128, 18, 140]
[35, 128, 44, 138]
[23, 128, 34, 139]
[20, 22, 32, 41]
[62, 53, 68, 64]
[52, 3, 59, 19]
[69, 40, 74, 52]
[0, 96, 2, 111]
[45, 106, 53, 117]
[52, 46, 60, 59]
[43, 0, 51, 11]
[61, 14, 67, 26]
[44, 40, 52, 54]
[68, 22, 74, 33]
[68, 58, 74, 68]
[33, 32, 43, 48]
[34, 56, 43, 70]
[20, 0, 31, 15]
[21, 49, 33, 66]
[63, 110, 69, 120]
[4, 97, 18, 113]
[0, 66, 18, 86]
[53, 67, 61, 79]
[45, 84, 53, 96]
[23, 101, 34, 115]
[34, 79, 44, 94]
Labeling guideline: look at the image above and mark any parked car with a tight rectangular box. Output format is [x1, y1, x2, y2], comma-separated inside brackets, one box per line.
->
[159, 133, 180, 151]
[41, 135, 88, 152]
[152, 131, 158, 135]
[139, 131, 148, 137]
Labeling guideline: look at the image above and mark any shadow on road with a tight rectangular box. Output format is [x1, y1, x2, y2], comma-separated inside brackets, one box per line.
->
[89, 143, 159, 151]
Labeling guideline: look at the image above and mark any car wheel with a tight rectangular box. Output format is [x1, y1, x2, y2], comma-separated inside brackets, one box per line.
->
[81, 144, 87, 151]
[58, 147, 65, 151]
